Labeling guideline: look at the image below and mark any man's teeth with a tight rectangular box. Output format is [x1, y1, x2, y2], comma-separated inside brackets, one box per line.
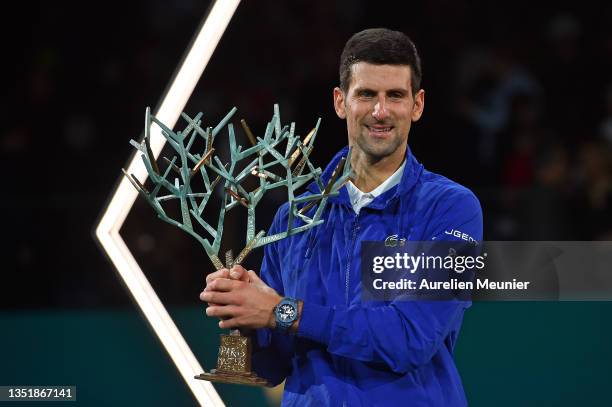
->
[370, 127, 391, 132]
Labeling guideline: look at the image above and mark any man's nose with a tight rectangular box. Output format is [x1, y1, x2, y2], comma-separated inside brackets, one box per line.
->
[372, 97, 389, 121]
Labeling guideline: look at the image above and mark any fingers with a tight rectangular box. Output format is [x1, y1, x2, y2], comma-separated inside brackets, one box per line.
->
[219, 318, 235, 329]
[199, 290, 239, 305]
[205, 305, 252, 330]
[206, 305, 240, 319]
[205, 278, 242, 293]
[206, 266, 256, 286]
[229, 264, 250, 282]
[218, 316, 260, 330]
[247, 270, 262, 284]
[206, 269, 230, 284]
[202, 266, 260, 308]
[218, 317, 245, 330]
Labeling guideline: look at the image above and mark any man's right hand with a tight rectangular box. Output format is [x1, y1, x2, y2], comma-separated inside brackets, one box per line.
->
[204, 265, 251, 307]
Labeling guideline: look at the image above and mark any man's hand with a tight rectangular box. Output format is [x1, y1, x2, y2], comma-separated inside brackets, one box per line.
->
[200, 265, 282, 330]
[203, 267, 249, 307]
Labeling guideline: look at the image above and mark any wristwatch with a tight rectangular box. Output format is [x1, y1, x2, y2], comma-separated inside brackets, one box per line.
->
[273, 297, 299, 333]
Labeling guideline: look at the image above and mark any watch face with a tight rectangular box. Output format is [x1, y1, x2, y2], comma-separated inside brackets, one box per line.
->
[278, 303, 296, 321]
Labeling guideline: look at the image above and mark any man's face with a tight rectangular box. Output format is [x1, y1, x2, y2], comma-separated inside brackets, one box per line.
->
[334, 62, 425, 163]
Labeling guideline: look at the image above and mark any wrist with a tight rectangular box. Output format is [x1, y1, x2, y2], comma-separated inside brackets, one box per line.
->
[289, 300, 303, 334]
[268, 294, 282, 329]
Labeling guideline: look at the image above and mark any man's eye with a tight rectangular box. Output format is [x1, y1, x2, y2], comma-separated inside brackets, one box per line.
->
[358, 91, 375, 98]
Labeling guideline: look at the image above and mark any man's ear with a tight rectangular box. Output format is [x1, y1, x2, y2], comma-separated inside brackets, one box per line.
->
[411, 89, 425, 122]
[333, 87, 346, 119]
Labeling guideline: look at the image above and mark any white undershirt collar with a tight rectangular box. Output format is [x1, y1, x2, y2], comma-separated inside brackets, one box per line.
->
[345, 159, 406, 215]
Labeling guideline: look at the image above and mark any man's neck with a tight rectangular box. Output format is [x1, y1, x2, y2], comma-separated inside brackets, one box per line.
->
[350, 147, 406, 193]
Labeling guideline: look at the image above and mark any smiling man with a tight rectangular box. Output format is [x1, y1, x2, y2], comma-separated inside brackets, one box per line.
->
[201, 28, 482, 406]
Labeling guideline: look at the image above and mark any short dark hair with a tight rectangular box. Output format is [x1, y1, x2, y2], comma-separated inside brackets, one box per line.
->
[339, 28, 422, 95]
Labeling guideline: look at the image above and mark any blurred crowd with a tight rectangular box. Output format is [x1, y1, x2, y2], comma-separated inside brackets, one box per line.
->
[452, 18, 612, 240]
[3, 0, 611, 307]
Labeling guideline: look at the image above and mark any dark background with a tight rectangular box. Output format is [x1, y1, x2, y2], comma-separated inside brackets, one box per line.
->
[2, 1, 611, 406]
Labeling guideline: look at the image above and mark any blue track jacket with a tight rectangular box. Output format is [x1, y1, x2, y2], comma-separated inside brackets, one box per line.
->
[253, 146, 483, 406]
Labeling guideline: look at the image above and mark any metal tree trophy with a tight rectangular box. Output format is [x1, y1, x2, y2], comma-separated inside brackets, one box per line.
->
[124, 105, 352, 386]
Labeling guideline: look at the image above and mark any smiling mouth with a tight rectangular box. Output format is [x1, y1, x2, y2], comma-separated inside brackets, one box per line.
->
[366, 125, 394, 136]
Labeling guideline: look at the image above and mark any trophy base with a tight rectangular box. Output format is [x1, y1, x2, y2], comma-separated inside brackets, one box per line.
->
[195, 369, 271, 387]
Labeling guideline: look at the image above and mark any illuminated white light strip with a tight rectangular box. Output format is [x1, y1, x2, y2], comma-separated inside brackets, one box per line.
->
[95, 1, 241, 406]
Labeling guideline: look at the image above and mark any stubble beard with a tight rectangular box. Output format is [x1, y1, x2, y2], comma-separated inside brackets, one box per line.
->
[354, 129, 406, 164]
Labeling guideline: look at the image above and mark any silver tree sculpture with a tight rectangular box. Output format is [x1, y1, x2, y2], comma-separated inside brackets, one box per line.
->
[123, 105, 352, 271]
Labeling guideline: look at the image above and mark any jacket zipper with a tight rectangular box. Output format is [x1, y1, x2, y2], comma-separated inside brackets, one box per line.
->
[342, 214, 359, 407]
[345, 213, 360, 305]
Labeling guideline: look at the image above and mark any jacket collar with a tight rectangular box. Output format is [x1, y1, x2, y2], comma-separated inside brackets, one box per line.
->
[307, 145, 424, 208]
